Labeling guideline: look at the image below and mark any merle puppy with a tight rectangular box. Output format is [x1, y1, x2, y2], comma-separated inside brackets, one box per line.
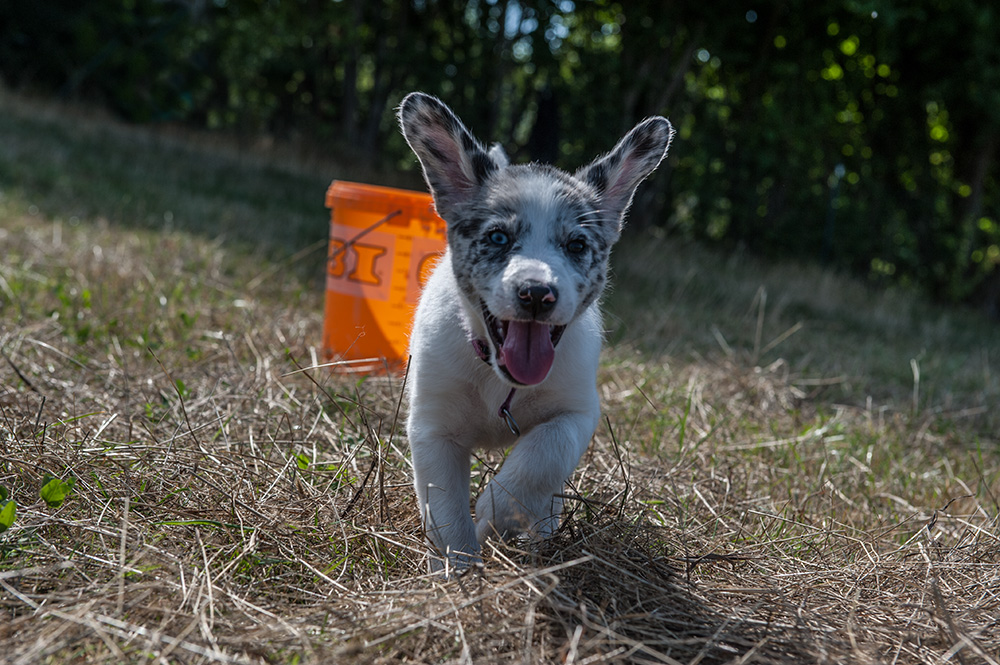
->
[399, 92, 672, 572]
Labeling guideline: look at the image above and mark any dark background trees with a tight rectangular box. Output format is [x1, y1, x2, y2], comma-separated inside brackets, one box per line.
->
[2, 0, 997, 314]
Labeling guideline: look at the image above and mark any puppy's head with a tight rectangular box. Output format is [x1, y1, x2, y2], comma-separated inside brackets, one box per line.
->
[399, 92, 673, 386]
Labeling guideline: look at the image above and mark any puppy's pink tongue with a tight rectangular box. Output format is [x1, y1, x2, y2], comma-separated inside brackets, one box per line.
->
[499, 321, 555, 385]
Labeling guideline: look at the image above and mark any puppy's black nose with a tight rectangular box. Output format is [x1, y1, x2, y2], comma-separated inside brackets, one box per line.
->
[518, 283, 558, 318]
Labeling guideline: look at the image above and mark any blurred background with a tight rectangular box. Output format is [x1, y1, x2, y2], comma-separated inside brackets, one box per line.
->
[1, 0, 997, 314]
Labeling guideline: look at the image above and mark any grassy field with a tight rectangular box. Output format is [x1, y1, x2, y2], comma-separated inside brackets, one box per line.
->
[1, 89, 998, 664]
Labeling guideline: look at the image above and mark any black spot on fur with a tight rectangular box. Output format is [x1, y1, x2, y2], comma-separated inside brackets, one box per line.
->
[471, 151, 497, 184]
[631, 127, 659, 155]
[460, 131, 479, 154]
[584, 162, 608, 194]
[424, 142, 448, 165]
[450, 213, 483, 241]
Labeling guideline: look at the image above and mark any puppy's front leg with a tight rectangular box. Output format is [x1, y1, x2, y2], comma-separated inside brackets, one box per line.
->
[411, 436, 480, 571]
[474, 410, 598, 544]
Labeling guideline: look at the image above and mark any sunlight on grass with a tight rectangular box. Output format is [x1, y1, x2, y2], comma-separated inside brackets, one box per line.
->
[1, 91, 998, 664]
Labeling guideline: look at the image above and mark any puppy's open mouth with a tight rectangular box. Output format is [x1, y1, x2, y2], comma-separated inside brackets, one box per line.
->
[481, 302, 566, 386]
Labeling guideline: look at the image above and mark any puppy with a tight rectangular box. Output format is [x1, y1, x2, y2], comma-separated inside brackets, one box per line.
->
[398, 92, 672, 572]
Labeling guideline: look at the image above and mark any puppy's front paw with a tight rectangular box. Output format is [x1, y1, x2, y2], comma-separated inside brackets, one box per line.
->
[474, 482, 563, 544]
[422, 515, 481, 576]
[427, 546, 483, 578]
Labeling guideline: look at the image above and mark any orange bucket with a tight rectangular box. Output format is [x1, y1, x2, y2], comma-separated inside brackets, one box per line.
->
[322, 181, 447, 373]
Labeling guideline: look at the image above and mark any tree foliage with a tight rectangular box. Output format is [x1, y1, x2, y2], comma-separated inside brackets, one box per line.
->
[1, 0, 997, 312]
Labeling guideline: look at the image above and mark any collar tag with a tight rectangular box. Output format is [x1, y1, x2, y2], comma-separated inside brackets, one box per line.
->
[498, 388, 520, 436]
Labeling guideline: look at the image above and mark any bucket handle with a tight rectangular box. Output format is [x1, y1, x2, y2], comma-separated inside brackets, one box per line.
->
[328, 209, 403, 267]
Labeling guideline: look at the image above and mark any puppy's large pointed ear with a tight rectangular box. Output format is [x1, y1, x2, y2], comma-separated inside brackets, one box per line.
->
[575, 117, 674, 228]
[398, 92, 499, 219]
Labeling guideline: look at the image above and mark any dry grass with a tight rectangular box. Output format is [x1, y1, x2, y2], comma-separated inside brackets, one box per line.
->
[2, 91, 999, 664]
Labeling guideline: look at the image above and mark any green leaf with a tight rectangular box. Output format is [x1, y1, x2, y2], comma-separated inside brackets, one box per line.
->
[40, 476, 76, 508]
[0, 485, 8, 501]
[0, 499, 15, 532]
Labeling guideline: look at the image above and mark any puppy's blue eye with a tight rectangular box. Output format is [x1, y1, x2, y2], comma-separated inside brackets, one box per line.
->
[488, 230, 509, 246]
[566, 238, 586, 254]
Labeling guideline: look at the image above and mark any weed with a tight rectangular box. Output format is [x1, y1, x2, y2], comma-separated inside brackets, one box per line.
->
[0, 485, 15, 532]
[39, 476, 75, 509]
